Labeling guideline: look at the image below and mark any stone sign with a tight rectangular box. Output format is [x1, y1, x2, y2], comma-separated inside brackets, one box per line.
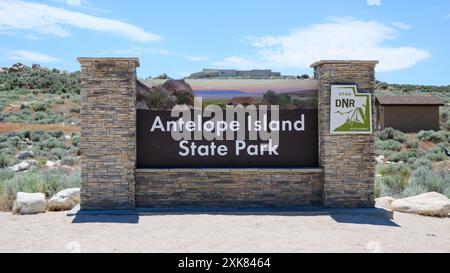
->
[78, 58, 378, 210]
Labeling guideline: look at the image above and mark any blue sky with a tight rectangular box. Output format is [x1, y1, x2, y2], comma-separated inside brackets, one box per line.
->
[0, 0, 449, 85]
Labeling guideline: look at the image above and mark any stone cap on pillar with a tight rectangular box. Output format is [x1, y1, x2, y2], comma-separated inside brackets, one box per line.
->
[311, 60, 379, 68]
[77, 57, 140, 67]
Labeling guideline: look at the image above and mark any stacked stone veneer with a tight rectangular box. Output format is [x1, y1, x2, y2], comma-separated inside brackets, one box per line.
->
[312, 60, 378, 208]
[78, 58, 377, 210]
[135, 169, 323, 208]
[78, 58, 139, 210]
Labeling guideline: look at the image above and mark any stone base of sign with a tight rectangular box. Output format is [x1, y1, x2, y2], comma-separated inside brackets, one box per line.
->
[135, 169, 323, 208]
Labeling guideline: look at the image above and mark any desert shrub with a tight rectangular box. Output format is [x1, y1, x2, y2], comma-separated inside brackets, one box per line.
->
[49, 148, 69, 160]
[405, 140, 419, 149]
[400, 184, 428, 198]
[20, 104, 30, 110]
[0, 153, 11, 168]
[375, 140, 403, 151]
[377, 163, 410, 177]
[411, 158, 433, 170]
[0, 169, 80, 210]
[425, 148, 447, 161]
[376, 163, 412, 197]
[50, 131, 64, 139]
[409, 167, 450, 194]
[61, 156, 79, 166]
[375, 177, 389, 198]
[379, 176, 410, 196]
[444, 188, 450, 199]
[417, 130, 446, 143]
[378, 128, 407, 143]
[31, 130, 48, 142]
[444, 120, 450, 131]
[386, 149, 422, 162]
[0, 169, 14, 181]
[39, 138, 60, 150]
[71, 133, 80, 147]
[442, 108, 450, 123]
[31, 101, 49, 112]
[69, 107, 80, 113]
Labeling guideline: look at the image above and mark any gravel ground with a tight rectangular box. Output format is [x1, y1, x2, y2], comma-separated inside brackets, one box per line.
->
[0, 211, 449, 253]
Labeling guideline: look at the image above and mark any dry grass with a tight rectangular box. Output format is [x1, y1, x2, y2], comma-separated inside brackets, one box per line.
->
[0, 123, 80, 134]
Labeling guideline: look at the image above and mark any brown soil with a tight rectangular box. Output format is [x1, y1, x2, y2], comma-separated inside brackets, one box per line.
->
[0, 123, 80, 134]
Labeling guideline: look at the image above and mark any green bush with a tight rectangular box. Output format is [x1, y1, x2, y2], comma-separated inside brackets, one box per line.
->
[377, 163, 410, 177]
[444, 188, 450, 199]
[31, 101, 49, 112]
[406, 140, 419, 149]
[379, 175, 410, 196]
[378, 128, 407, 143]
[0, 153, 11, 168]
[375, 177, 389, 198]
[0, 169, 14, 181]
[425, 148, 447, 161]
[71, 133, 80, 147]
[400, 183, 427, 198]
[69, 107, 80, 113]
[417, 130, 446, 143]
[386, 149, 422, 162]
[61, 156, 79, 166]
[375, 140, 403, 151]
[411, 158, 433, 170]
[409, 167, 450, 195]
[442, 108, 450, 123]
[444, 120, 450, 131]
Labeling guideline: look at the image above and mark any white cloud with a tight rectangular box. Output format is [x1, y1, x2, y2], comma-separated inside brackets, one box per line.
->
[7, 49, 59, 63]
[0, 0, 160, 42]
[102, 46, 209, 62]
[367, 0, 381, 6]
[215, 17, 429, 72]
[66, 0, 81, 7]
[392, 22, 411, 30]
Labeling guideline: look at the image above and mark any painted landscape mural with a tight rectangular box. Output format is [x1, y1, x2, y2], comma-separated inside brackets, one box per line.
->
[138, 79, 319, 110]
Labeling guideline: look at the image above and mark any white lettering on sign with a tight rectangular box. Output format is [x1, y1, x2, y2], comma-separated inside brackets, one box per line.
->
[148, 97, 308, 158]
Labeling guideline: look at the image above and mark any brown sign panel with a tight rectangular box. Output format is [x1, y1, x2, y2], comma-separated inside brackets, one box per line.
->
[136, 109, 318, 168]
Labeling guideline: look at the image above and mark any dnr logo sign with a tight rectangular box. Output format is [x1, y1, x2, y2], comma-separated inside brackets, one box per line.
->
[330, 85, 372, 135]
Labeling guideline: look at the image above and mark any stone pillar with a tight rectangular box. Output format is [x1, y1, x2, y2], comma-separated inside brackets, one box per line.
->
[78, 58, 139, 210]
[311, 60, 378, 208]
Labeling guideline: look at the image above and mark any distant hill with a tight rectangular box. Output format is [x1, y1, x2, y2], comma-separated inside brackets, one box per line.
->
[0, 63, 80, 94]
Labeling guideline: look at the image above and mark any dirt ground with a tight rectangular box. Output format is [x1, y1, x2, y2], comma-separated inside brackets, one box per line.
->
[0, 211, 449, 253]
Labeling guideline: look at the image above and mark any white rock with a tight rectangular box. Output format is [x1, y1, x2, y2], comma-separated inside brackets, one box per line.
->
[391, 192, 450, 217]
[375, 155, 385, 164]
[47, 188, 80, 211]
[12, 192, 46, 215]
[27, 159, 39, 166]
[375, 196, 395, 210]
[61, 165, 76, 172]
[46, 160, 61, 169]
[64, 135, 72, 140]
[10, 161, 30, 172]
